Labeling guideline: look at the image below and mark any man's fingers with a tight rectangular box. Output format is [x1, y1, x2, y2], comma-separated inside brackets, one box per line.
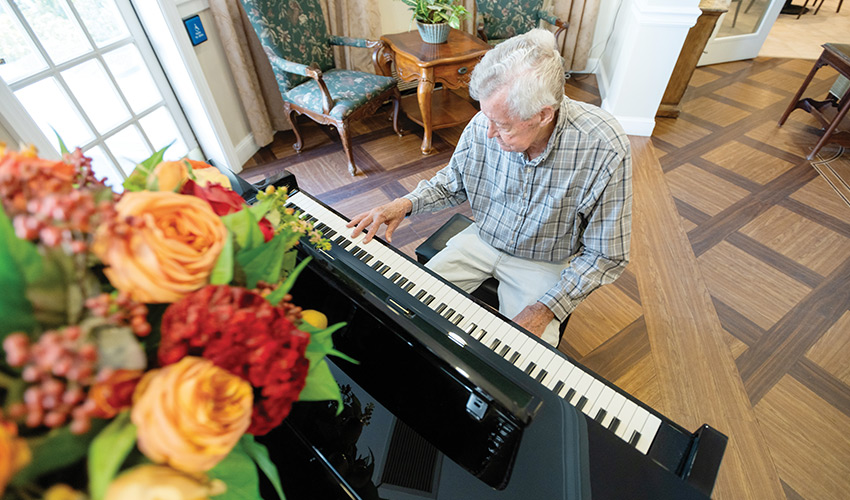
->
[384, 218, 401, 244]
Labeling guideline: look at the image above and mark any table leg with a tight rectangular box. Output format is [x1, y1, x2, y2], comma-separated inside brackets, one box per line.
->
[417, 77, 435, 155]
[779, 54, 824, 126]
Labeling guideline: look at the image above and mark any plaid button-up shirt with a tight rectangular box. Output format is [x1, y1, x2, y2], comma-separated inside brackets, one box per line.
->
[404, 96, 632, 321]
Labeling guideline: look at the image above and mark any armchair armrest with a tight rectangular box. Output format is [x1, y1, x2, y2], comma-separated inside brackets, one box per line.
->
[536, 10, 569, 44]
[264, 47, 312, 77]
[329, 36, 391, 76]
[265, 47, 335, 114]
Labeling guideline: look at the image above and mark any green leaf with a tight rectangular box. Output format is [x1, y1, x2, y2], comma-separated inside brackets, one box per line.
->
[12, 419, 109, 485]
[123, 143, 171, 192]
[210, 230, 234, 285]
[266, 256, 311, 305]
[208, 440, 261, 500]
[222, 208, 264, 250]
[297, 357, 343, 414]
[241, 435, 286, 500]
[236, 231, 286, 289]
[88, 411, 137, 500]
[0, 206, 42, 337]
[53, 128, 70, 155]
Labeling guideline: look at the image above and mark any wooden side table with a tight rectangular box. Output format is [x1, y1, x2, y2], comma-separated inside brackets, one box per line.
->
[778, 43, 850, 160]
[380, 30, 490, 155]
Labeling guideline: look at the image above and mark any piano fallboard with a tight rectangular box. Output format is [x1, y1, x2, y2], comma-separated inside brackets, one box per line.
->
[257, 178, 726, 499]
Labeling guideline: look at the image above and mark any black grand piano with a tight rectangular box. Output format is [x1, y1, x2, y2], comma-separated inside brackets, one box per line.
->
[234, 172, 727, 499]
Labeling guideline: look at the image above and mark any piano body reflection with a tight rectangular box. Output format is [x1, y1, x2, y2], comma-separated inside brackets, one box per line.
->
[245, 174, 727, 499]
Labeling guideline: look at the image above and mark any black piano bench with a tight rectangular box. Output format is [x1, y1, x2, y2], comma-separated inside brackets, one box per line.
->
[414, 213, 501, 309]
[414, 212, 571, 339]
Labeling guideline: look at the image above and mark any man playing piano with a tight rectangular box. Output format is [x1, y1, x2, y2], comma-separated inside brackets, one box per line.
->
[348, 28, 632, 347]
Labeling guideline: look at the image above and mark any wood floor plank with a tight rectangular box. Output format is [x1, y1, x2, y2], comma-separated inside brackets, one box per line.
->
[630, 137, 784, 499]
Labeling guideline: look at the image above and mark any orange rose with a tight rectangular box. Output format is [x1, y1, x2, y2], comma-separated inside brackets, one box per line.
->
[151, 159, 232, 192]
[131, 356, 252, 473]
[105, 465, 225, 500]
[93, 191, 228, 303]
[0, 419, 31, 495]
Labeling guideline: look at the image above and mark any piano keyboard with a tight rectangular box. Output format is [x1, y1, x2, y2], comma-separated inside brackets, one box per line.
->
[286, 191, 662, 455]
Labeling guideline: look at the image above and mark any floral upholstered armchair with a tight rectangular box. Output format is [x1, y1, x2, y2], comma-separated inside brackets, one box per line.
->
[475, 0, 569, 46]
[240, 0, 402, 176]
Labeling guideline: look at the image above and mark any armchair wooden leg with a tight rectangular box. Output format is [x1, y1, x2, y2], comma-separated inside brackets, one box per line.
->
[391, 94, 402, 138]
[288, 109, 304, 153]
[337, 124, 358, 176]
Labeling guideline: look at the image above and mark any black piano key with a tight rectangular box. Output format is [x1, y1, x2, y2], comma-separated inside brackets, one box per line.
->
[476, 329, 487, 341]
[403, 282, 416, 292]
[334, 235, 345, 245]
[435, 303, 447, 314]
[608, 418, 621, 434]
[423, 295, 436, 306]
[361, 254, 373, 264]
[339, 240, 351, 249]
[378, 265, 390, 275]
[595, 409, 607, 423]
[508, 351, 520, 364]
[324, 229, 337, 238]
[535, 370, 548, 383]
[371, 260, 383, 270]
[524, 362, 537, 375]
[628, 430, 641, 447]
[553, 381, 565, 394]
[442, 308, 455, 319]
[389, 272, 401, 283]
[489, 338, 501, 350]
[450, 314, 463, 325]
[498, 345, 511, 357]
[350, 246, 361, 255]
[397, 277, 408, 287]
[565, 388, 576, 402]
[575, 396, 588, 411]
[415, 290, 428, 300]
[315, 223, 328, 232]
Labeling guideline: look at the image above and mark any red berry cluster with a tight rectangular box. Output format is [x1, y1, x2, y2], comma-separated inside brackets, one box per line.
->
[85, 292, 152, 337]
[3, 328, 99, 434]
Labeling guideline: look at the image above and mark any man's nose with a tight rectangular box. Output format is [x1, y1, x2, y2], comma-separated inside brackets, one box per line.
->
[487, 122, 498, 139]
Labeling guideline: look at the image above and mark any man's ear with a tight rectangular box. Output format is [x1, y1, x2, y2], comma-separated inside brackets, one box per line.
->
[538, 106, 556, 126]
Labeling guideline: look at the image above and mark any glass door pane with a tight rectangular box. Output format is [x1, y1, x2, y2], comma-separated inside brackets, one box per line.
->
[0, 0, 198, 189]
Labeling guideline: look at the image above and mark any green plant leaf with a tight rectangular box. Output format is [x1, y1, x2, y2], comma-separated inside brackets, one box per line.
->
[53, 128, 70, 155]
[88, 411, 137, 500]
[12, 419, 109, 485]
[241, 435, 286, 500]
[298, 357, 343, 414]
[222, 207, 264, 250]
[0, 206, 42, 338]
[123, 143, 171, 192]
[210, 230, 234, 285]
[265, 256, 311, 305]
[208, 440, 261, 500]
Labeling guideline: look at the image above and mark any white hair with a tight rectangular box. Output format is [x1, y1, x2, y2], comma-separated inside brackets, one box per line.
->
[469, 29, 565, 120]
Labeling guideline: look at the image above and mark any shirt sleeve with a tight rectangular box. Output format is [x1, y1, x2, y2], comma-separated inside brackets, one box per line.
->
[540, 145, 633, 322]
[403, 120, 478, 215]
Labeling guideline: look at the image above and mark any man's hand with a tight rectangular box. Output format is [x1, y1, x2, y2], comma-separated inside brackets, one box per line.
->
[346, 198, 413, 244]
[513, 302, 555, 338]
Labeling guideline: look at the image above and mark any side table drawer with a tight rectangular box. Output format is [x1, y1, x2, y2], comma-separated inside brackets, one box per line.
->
[433, 59, 480, 88]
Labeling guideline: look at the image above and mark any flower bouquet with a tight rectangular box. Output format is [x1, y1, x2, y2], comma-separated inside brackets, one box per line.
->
[0, 143, 350, 500]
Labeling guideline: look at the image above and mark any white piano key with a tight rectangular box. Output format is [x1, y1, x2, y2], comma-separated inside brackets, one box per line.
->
[580, 379, 604, 417]
[613, 400, 638, 440]
[587, 385, 615, 423]
[622, 408, 649, 448]
[635, 414, 662, 455]
[600, 392, 626, 430]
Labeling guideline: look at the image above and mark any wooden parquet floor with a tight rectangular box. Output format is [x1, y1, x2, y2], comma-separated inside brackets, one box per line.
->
[243, 57, 850, 500]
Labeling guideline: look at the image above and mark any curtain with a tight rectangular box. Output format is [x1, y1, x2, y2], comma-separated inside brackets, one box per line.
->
[544, 0, 601, 72]
[208, 0, 291, 149]
[321, 0, 383, 72]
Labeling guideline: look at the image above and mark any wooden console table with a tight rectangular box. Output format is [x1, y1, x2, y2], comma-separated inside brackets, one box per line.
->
[380, 30, 490, 155]
[778, 43, 850, 160]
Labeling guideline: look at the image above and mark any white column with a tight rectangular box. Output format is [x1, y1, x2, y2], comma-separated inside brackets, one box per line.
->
[597, 0, 701, 136]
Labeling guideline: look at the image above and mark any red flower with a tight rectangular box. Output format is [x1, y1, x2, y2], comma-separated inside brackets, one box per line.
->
[158, 285, 310, 435]
[180, 179, 245, 216]
[181, 180, 275, 242]
[87, 369, 144, 419]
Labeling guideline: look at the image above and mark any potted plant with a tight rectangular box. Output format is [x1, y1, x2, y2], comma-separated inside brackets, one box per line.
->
[399, 0, 469, 44]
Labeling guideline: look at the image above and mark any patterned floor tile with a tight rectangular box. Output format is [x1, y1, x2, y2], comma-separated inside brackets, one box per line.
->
[666, 163, 752, 216]
[702, 140, 796, 184]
